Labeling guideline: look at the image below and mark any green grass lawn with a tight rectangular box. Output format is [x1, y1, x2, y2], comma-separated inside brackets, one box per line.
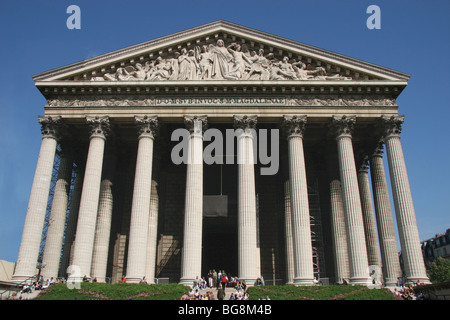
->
[247, 284, 400, 300]
[33, 282, 400, 300]
[34, 282, 187, 300]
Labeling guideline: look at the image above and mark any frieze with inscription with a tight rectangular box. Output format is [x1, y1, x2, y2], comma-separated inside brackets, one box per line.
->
[45, 95, 396, 108]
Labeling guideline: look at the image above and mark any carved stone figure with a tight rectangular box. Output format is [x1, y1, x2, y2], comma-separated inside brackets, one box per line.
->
[148, 57, 171, 81]
[89, 38, 354, 82]
[274, 57, 298, 80]
[292, 60, 316, 80]
[196, 45, 213, 80]
[244, 49, 270, 80]
[168, 52, 180, 80]
[210, 39, 233, 80]
[222, 43, 252, 80]
[178, 48, 198, 80]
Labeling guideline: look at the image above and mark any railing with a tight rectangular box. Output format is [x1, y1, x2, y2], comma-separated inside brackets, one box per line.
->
[156, 240, 179, 277]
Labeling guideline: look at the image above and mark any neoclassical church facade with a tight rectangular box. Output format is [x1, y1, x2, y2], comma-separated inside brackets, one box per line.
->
[13, 21, 429, 286]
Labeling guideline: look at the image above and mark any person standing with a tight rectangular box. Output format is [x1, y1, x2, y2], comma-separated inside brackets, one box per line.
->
[217, 286, 225, 300]
[213, 270, 218, 288]
[221, 273, 228, 289]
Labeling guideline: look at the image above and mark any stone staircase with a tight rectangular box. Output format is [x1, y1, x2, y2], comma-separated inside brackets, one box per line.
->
[13, 289, 42, 300]
[197, 287, 246, 300]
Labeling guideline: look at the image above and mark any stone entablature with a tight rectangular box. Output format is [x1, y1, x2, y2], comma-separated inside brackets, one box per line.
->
[45, 95, 397, 108]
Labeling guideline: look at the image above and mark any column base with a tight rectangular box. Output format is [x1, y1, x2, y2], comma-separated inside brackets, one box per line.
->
[125, 277, 144, 284]
[179, 277, 196, 287]
[293, 278, 315, 286]
[11, 275, 35, 284]
[350, 277, 372, 286]
[90, 276, 108, 283]
[238, 277, 258, 287]
[405, 276, 431, 285]
[384, 277, 399, 288]
[67, 276, 87, 283]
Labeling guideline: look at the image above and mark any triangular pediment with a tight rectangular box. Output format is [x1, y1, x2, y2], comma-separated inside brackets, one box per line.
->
[33, 20, 409, 84]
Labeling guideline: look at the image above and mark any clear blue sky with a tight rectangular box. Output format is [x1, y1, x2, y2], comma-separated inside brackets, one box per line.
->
[0, 0, 448, 263]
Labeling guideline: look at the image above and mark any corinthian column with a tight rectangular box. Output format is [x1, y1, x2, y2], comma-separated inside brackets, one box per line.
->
[179, 116, 207, 285]
[370, 142, 401, 287]
[90, 147, 117, 283]
[330, 178, 350, 284]
[126, 116, 159, 283]
[381, 115, 430, 284]
[234, 115, 259, 284]
[41, 146, 74, 281]
[145, 180, 159, 284]
[282, 155, 295, 285]
[59, 157, 85, 278]
[69, 116, 110, 282]
[331, 115, 369, 285]
[13, 116, 62, 282]
[282, 115, 314, 285]
[357, 156, 382, 272]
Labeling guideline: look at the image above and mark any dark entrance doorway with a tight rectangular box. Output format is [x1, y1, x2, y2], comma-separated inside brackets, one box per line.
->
[202, 217, 238, 277]
[202, 131, 238, 277]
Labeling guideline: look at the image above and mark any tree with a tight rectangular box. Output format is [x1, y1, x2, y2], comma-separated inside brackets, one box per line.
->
[427, 257, 450, 283]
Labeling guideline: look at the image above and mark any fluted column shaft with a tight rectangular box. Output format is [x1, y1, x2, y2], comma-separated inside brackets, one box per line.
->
[91, 152, 117, 283]
[370, 144, 401, 286]
[283, 178, 295, 284]
[145, 180, 159, 284]
[329, 178, 350, 284]
[41, 151, 73, 281]
[180, 116, 206, 285]
[59, 162, 84, 278]
[283, 115, 314, 285]
[234, 115, 259, 284]
[126, 116, 158, 283]
[13, 116, 62, 282]
[70, 116, 109, 281]
[332, 115, 369, 285]
[357, 159, 382, 271]
[381, 116, 429, 284]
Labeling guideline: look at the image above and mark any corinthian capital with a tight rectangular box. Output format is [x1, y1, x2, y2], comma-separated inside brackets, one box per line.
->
[282, 115, 307, 139]
[38, 116, 63, 140]
[86, 116, 110, 139]
[380, 115, 404, 139]
[184, 115, 207, 135]
[135, 115, 159, 139]
[331, 115, 356, 138]
[233, 115, 257, 131]
[370, 140, 385, 159]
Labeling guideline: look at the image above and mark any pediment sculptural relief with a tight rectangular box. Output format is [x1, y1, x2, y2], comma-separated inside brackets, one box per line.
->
[90, 40, 352, 82]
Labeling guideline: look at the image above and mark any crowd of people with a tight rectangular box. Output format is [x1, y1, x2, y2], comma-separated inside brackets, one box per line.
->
[10, 276, 62, 299]
[180, 269, 267, 300]
[21, 276, 62, 293]
[392, 283, 431, 300]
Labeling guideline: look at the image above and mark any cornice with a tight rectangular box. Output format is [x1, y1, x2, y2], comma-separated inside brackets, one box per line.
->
[35, 80, 407, 100]
[32, 20, 410, 84]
